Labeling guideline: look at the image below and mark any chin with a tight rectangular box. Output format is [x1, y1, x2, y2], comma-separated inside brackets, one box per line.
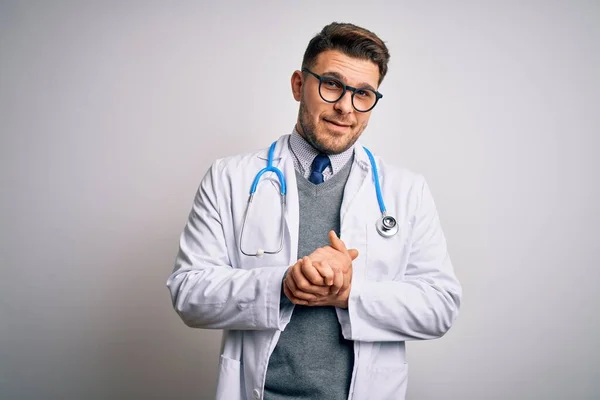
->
[301, 120, 356, 154]
[317, 136, 353, 155]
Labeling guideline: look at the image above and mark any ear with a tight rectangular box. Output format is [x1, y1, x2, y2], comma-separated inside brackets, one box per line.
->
[291, 70, 303, 102]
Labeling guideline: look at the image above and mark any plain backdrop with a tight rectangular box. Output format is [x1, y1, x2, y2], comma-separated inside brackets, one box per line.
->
[1, 1, 599, 399]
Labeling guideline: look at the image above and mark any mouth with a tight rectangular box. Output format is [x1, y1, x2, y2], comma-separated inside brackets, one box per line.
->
[324, 119, 352, 129]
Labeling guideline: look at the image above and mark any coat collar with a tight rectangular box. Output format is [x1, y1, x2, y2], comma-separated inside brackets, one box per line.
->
[257, 135, 288, 162]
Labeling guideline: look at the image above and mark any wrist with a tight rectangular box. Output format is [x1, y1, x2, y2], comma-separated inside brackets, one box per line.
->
[335, 286, 351, 309]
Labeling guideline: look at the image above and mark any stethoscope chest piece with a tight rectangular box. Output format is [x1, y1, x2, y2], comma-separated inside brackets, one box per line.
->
[376, 215, 399, 238]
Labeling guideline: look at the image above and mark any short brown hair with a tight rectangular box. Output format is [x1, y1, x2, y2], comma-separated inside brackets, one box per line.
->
[302, 22, 390, 85]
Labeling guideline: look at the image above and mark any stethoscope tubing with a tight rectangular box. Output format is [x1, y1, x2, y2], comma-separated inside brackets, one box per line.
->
[249, 141, 287, 196]
[362, 146, 386, 216]
[240, 139, 398, 256]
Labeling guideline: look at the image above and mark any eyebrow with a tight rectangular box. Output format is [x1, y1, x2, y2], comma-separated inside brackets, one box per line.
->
[321, 70, 377, 91]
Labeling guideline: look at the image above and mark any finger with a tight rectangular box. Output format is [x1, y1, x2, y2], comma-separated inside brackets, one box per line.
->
[301, 257, 330, 295]
[306, 298, 327, 307]
[291, 258, 313, 292]
[284, 279, 309, 305]
[331, 269, 344, 295]
[315, 260, 335, 286]
[286, 273, 320, 301]
[348, 248, 359, 260]
[311, 247, 348, 273]
[328, 230, 348, 253]
[340, 266, 353, 292]
[292, 257, 329, 296]
[301, 257, 326, 286]
[309, 247, 337, 263]
[310, 247, 344, 267]
[283, 278, 294, 300]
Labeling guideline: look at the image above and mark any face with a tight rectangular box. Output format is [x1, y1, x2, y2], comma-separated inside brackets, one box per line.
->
[291, 50, 381, 155]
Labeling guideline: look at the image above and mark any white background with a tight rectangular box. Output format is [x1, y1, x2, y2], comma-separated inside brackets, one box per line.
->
[1, 1, 599, 399]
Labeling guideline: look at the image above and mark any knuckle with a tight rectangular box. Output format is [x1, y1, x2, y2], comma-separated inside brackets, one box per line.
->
[302, 267, 314, 276]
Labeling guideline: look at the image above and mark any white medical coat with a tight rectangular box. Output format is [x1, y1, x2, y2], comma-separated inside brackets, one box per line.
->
[167, 134, 462, 400]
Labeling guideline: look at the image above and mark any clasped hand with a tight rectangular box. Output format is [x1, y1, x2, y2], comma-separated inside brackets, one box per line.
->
[283, 231, 359, 309]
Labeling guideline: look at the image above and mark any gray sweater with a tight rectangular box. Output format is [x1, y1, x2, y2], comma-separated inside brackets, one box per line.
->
[264, 158, 354, 400]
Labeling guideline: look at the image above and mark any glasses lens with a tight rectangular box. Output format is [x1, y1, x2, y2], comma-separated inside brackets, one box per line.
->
[318, 78, 345, 102]
[352, 89, 377, 112]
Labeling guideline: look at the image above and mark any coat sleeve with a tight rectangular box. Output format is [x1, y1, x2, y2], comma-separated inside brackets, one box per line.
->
[166, 159, 293, 330]
[338, 175, 462, 342]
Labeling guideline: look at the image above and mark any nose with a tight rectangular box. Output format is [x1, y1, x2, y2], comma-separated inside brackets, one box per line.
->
[333, 90, 353, 114]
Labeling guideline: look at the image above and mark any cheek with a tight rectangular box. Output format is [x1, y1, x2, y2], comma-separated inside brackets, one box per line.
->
[302, 96, 320, 117]
[308, 106, 328, 124]
[355, 114, 370, 129]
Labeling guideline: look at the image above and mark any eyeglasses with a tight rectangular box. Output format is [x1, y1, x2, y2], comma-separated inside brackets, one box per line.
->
[302, 68, 383, 112]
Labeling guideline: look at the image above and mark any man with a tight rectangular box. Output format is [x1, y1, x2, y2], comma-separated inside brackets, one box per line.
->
[167, 22, 461, 400]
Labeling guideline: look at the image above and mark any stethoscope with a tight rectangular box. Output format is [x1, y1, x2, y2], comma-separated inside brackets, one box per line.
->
[240, 141, 398, 257]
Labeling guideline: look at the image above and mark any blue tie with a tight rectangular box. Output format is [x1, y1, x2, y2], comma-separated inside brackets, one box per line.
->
[309, 154, 331, 184]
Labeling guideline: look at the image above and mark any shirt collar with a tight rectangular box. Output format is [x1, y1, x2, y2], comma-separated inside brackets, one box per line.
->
[289, 127, 355, 177]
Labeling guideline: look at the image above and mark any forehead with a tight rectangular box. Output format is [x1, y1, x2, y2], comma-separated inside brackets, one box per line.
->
[312, 50, 380, 88]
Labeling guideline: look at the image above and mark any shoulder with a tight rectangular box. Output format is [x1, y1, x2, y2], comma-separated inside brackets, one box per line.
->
[211, 150, 260, 175]
[359, 150, 432, 213]
[361, 147, 425, 189]
[378, 158, 422, 182]
[197, 146, 268, 201]
[210, 135, 289, 175]
[375, 158, 444, 218]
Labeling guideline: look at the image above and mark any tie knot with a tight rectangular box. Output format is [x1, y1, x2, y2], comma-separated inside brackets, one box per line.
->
[309, 154, 330, 184]
[312, 154, 330, 173]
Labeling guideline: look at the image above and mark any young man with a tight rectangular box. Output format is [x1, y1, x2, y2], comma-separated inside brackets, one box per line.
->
[167, 22, 462, 400]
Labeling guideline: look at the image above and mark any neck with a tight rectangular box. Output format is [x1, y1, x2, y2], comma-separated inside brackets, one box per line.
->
[295, 122, 306, 140]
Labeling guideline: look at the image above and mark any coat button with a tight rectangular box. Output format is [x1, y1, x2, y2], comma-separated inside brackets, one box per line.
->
[252, 388, 260, 399]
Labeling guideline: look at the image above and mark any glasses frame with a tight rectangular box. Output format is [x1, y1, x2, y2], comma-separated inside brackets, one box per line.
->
[301, 67, 383, 112]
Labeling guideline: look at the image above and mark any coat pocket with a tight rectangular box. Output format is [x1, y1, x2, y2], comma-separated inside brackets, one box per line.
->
[360, 362, 409, 400]
[215, 355, 244, 400]
[365, 219, 413, 281]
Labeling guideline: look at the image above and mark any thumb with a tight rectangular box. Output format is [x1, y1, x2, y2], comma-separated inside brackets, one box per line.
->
[348, 248, 359, 260]
[328, 230, 348, 253]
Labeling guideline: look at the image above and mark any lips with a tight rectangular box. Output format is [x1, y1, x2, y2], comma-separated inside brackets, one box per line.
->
[324, 119, 351, 128]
